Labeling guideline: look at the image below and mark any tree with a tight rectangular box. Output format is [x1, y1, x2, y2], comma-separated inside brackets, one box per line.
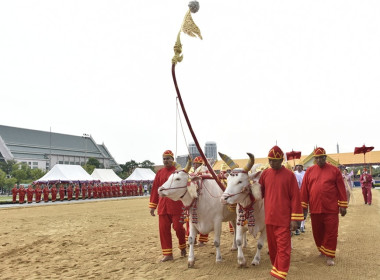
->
[140, 160, 155, 171]
[83, 164, 96, 175]
[120, 160, 139, 178]
[30, 168, 46, 181]
[0, 160, 17, 175]
[87, 157, 100, 168]
[11, 163, 29, 183]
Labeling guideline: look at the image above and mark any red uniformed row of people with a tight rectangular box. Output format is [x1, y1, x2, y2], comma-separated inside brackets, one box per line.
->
[11, 182, 146, 204]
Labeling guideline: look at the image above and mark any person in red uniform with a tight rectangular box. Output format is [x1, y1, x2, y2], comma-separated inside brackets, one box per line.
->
[35, 184, 42, 203]
[19, 185, 26, 204]
[360, 168, 373, 205]
[43, 184, 50, 202]
[67, 184, 73, 201]
[186, 156, 209, 246]
[101, 183, 106, 198]
[59, 184, 65, 201]
[149, 150, 186, 262]
[89, 183, 94, 199]
[106, 183, 111, 198]
[26, 185, 35, 203]
[51, 184, 58, 202]
[258, 145, 303, 280]
[93, 184, 98, 199]
[301, 147, 348, 266]
[11, 184, 18, 203]
[81, 183, 87, 199]
[75, 184, 80, 200]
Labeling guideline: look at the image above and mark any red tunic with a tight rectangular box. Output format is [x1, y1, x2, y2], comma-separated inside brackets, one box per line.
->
[300, 163, 348, 259]
[75, 185, 80, 200]
[301, 163, 348, 213]
[67, 185, 73, 200]
[12, 187, 18, 203]
[51, 186, 58, 202]
[81, 184, 87, 199]
[360, 173, 373, 204]
[149, 166, 184, 215]
[26, 187, 35, 203]
[35, 187, 42, 203]
[43, 186, 50, 202]
[259, 166, 304, 226]
[19, 188, 26, 203]
[59, 186, 65, 201]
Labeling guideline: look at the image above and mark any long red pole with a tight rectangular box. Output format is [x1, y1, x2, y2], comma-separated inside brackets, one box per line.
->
[171, 63, 225, 191]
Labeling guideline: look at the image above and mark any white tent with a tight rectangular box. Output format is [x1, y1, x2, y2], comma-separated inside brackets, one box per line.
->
[34, 164, 96, 183]
[91, 168, 122, 183]
[124, 168, 156, 182]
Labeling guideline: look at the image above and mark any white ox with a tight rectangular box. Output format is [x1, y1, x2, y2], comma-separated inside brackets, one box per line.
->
[158, 161, 237, 268]
[220, 152, 266, 267]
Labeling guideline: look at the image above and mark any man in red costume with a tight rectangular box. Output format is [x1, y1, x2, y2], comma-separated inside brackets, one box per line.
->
[259, 145, 303, 280]
[43, 184, 50, 202]
[93, 183, 98, 199]
[26, 185, 35, 203]
[360, 168, 373, 205]
[59, 184, 65, 201]
[51, 184, 58, 202]
[87, 183, 93, 199]
[35, 184, 42, 203]
[149, 150, 186, 262]
[81, 183, 87, 199]
[11, 184, 18, 203]
[18, 185, 26, 204]
[301, 147, 348, 266]
[67, 184, 73, 201]
[74, 184, 80, 200]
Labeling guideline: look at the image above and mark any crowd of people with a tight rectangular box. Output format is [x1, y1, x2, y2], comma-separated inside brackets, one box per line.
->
[11, 182, 150, 204]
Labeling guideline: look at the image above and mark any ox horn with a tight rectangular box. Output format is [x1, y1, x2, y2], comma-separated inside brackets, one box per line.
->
[243, 153, 255, 172]
[218, 152, 239, 170]
[183, 156, 192, 173]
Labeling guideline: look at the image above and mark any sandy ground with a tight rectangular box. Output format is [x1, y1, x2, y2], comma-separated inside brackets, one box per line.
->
[0, 188, 379, 280]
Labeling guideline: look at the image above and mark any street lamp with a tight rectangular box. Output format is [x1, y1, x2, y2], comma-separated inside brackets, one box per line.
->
[82, 133, 90, 165]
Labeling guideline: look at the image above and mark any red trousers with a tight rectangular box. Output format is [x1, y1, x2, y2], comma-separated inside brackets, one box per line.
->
[159, 214, 186, 256]
[67, 191, 73, 201]
[12, 194, 17, 203]
[362, 186, 372, 204]
[266, 225, 291, 280]
[310, 213, 338, 258]
[43, 193, 49, 202]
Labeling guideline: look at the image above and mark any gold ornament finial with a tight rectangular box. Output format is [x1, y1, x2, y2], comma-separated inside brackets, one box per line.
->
[172, 1, 202, 64]
[181, 10, 202, 40]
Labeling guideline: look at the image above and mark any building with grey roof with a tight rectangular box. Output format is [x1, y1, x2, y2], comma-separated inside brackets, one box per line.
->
[0, 125, 121, 172]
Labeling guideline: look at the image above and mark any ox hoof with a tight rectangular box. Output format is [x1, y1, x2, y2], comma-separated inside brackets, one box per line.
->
[230, 247, 238, 251]
[251, 260, 260, 266]
[188, 261, 195, 268]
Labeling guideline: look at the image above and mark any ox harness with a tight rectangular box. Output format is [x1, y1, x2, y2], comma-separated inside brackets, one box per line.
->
[224, 170, 256, 229]
[179, 174, 214, 226]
